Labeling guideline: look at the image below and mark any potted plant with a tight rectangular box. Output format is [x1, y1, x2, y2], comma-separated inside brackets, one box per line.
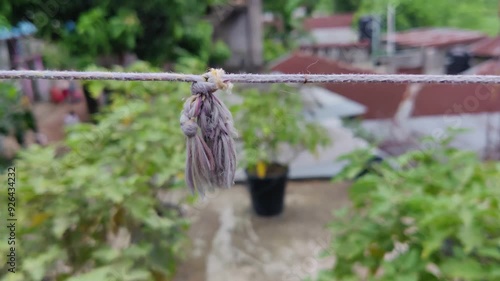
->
[232, 85, 329, 216]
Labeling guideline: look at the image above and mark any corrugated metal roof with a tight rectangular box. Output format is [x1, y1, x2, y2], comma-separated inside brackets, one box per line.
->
[303, 14, 354, 30]
[465, 59, 500, 75]
[270, 52, 408, 119]
[469, 36, 500, 57]
[270, 52, 500, 119]
[388, 28, 486, 49]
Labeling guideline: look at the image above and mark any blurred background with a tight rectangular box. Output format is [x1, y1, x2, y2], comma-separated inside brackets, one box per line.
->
[0, 0, 499, 280]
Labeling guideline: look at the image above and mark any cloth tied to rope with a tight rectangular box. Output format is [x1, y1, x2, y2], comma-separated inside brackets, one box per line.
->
[180, 69, 237, 196]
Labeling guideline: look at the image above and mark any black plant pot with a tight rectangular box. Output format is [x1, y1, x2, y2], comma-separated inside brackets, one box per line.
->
[246, 164, 289, 217]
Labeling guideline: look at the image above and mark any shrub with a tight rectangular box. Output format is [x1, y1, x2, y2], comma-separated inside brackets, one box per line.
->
[231, 84, 329, 176]
[0, 62, 192, 281]
[317, 134, 500, 281]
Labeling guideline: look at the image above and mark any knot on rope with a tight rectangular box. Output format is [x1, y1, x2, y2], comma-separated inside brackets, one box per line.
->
[180, 68, 237, 196]
[203, 68, 233, 92]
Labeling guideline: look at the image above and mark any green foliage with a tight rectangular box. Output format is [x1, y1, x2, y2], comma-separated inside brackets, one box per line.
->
[5, 0, 231, 66]
[69, 7, 141, 59]
[209, 40, 232, 66]
[231, 84, 330, 170]
[264, 0, 306, 46]
[358, 0, 500, 35]
[263, 39, 288, 63]
[41, 43, 76, 70]
[333, 0, 362, 13]
[318, 134, 500, 281]
[0, 82, 36, 147]
[0, 61, 192, 281]
[0, 82, 23, 136]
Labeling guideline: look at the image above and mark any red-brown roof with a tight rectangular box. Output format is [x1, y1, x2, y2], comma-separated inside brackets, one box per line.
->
[469, 37, 500, 57]
[412, 83, 500, 117]
[388, 28, 486, 49]
[270, 52, 407, 119]
[468, 59, 500, 75]
[410, 59, 500, 116]
[270, 52, 500, 119]
[303, 14, 354, 30]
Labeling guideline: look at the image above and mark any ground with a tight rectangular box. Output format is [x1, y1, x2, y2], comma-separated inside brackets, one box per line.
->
[173, 181, 350, 281]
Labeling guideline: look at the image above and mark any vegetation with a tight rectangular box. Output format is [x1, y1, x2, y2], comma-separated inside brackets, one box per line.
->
[357, 0, 500, 35]
[3, 0, 231, 67]
[0, 62, 193, 281]
[263, 38, 288, 63]
[231, 84, 329, 177]
[332, 0, 362, 13]
[316, 132, 500, 281]
[0, 82, 37, 149]
[263, 0, 312, 47]
[266, 0, 500, 38]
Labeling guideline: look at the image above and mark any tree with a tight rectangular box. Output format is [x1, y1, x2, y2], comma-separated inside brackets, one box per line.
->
[3, 0, 230, 67]
[0, 61, 195, 281]
[333, 0, 362, 13]
[317, 132, 500, 281]
[358, 0, 500, 35]
[0, 83, 38, 150]
[264, 0, 304, 47]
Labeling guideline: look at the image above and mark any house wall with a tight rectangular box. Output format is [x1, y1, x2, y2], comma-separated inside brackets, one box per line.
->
[361, 112, 500, 158]
[309, 27, 358, 45]
[423, 47, 447, 74]
[311, 47, 369, 64]
[214, 0, 263, 72]
[384, 45, 476, 75]
[302, 46, 370, 64]
[383, 47, 446, 74]
[216, 12, 250, 70]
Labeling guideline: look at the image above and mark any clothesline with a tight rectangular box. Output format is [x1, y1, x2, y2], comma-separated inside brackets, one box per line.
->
[1, 69, 500, 84]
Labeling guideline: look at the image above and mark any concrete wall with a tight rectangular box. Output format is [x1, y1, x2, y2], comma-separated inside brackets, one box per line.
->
[322, 47, 369, 64]
[214, 0, 263, 72]
[423, 47, 447, 74]
[310, 27, 358, 45]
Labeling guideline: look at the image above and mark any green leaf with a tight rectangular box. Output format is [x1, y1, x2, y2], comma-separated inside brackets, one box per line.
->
[92, 247, 121, 263]
[458, 211, 482, 253]
[22, 247, 62, 281]
[66, 266, 115, 281]
[440, 258, 486, 280]
[477, 247, 500, 260]
[52, 216, 76, 238]
[87, 82, 105, 99]
[122, 269, 151, 281]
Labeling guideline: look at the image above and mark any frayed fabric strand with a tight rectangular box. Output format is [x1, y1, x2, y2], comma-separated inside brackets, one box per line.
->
[180, 69, 237, 196]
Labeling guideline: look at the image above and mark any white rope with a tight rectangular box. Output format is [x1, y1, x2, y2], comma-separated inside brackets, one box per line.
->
[0, 70, 500, 84]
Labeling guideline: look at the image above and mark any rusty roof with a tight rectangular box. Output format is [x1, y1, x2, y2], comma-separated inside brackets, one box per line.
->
[303, 14, 354, 30]
[270, 52, 500, 119]
[270, 52, 407, 119]
[412, 83, 500, 117]
[467, 59, 500, 75]
[388, 28, 486, 49]
[469, 36, 500, 57]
